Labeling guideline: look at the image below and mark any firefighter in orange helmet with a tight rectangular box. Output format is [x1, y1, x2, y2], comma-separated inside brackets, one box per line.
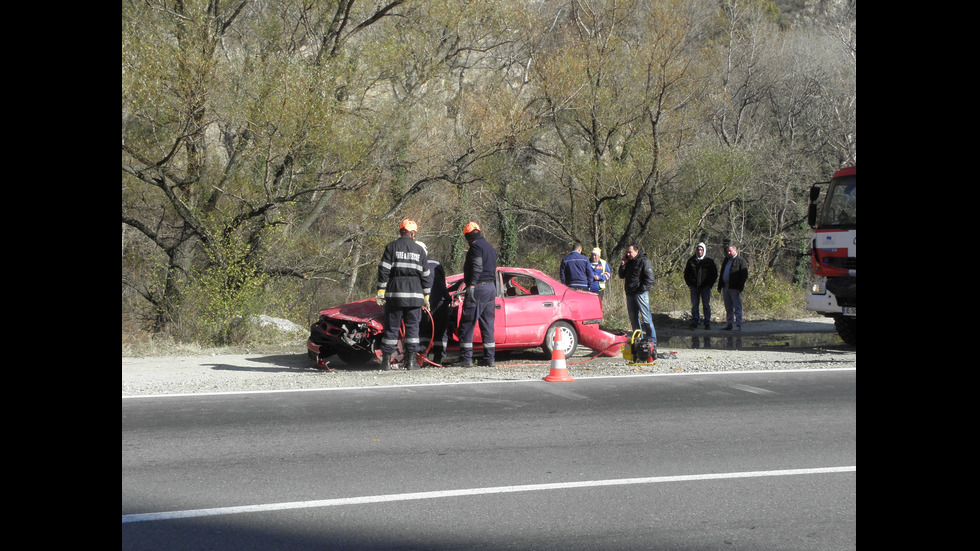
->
[376, 219, 431, 370]
[456, 221, 498, 367]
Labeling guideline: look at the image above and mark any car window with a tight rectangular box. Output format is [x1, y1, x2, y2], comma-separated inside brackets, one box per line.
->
[502, 273, 553, 297]
[533, 278, 554, 296]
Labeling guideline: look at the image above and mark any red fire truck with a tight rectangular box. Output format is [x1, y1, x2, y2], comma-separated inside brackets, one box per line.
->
[805, 165, 856, 345]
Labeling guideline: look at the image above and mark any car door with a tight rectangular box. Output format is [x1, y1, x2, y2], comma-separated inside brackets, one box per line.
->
[448, 273, 503, 345]
[498, 272, 559, 346]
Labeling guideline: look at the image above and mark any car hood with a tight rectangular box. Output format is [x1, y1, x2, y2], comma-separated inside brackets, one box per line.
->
[318, 298, 385, 332]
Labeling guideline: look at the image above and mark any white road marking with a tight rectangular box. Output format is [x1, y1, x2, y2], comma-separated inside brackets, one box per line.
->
[122, 367, 856, 400]
[730, 383, 779, 395]
[122, 466, 855, 524]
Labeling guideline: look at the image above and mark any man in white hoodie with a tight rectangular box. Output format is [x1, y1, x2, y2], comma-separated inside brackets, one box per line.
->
[683, 242, 718, 329]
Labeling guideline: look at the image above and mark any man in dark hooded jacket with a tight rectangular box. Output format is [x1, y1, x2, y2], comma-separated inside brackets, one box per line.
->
[684, 242, 718, 329]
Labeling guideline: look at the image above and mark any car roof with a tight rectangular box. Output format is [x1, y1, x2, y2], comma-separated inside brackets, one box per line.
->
[445, 266, 549, 281]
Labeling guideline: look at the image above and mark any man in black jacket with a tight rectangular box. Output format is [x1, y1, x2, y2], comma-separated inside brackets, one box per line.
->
[617, 243, 656, 345]
[417, 241, 451, 366]
[717, 243, 749, 331]
[684, 242, 718, 329]
[376, 219, 432, 370]
[457, 221, 498, 367]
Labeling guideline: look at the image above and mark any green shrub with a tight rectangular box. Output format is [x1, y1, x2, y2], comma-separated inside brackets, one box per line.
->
[644, 270, 809, 323]
[741, 272, 810, 320]
[177, 238, 273, 346]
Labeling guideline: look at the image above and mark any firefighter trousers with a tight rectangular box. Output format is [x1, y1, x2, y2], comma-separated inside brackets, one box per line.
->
[381, 306, 423, 357]
[458, 283, 495, 362]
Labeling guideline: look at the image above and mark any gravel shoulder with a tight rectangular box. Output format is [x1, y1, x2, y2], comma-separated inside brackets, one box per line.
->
[122, 318, 855, 397]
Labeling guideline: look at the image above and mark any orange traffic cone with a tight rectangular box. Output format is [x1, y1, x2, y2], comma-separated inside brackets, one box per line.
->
[543, 327, 575, 382]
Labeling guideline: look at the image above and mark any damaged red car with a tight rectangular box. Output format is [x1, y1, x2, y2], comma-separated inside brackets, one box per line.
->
[307, 267, 627, 369]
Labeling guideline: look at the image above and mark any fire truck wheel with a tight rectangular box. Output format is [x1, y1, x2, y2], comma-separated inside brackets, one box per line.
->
[834, 316, 856, 346]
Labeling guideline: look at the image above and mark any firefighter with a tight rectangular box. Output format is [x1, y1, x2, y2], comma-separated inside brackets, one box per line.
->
[376, 219, 432, 370]
[416, 241, 451, 366]
[457, 221, 498, 368]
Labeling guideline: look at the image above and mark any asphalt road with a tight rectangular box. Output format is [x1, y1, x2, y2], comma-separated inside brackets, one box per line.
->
[122, 369, 856, 550]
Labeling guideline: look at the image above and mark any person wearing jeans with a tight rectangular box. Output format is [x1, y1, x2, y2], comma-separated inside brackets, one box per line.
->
[618, 244, 656, 345]
[684, 242, 718, 329]
[718, 243, 748, 331]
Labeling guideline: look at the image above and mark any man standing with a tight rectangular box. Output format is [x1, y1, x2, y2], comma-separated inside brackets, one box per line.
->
[588, 247, 611, 300]
[717, 243, 748, 331]
[683, 242, 718, 330]
[376, 219, 431, 370]
[416, 241, 451, 366]
[559, 243, 591, 290]
[457, 221, 498, 368]
[618, 243, 656, 345]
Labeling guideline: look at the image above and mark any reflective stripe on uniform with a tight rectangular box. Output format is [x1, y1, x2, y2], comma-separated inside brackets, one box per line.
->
[386, 291, 426, 300]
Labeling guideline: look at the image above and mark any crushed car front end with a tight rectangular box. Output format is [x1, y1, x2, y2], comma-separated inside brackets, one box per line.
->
[307, 299, 386, 366]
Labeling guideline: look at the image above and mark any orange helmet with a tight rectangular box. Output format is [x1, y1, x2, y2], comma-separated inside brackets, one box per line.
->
[399, 219, 418, 232]
[463, 221, 481, 234]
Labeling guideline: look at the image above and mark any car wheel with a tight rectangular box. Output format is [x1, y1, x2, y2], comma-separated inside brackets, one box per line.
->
[542, 321, 578, 357]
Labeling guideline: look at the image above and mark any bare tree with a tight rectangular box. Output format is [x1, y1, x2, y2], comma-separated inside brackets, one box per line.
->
[122, 0, 414, 332]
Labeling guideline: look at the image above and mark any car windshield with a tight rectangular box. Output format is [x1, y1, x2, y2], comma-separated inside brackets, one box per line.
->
[819, 175, 856, 227]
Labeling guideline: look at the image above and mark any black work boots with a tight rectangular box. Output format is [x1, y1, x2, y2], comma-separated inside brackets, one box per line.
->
[380, 352, 422, 370]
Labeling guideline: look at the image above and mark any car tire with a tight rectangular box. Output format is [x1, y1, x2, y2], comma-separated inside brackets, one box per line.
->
[542, 321, 578, 358]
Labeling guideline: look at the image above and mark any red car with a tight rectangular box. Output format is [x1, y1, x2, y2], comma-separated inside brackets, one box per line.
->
[307, 267, 627, 368]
